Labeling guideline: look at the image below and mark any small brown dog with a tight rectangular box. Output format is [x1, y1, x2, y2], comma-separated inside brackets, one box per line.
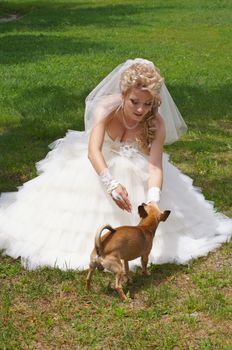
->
[86, 203, 170, 301]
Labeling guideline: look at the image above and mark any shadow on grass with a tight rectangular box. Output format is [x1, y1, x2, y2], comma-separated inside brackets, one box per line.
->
[0, 34, 113, 65]
[104, 263, 186, 300]
[0, 85, 88, 191]
[15, 85, 87, 126]
[167, 84, 232, 121]
[0, 1, 176, 33]
[0, 83, 231, 192]
[0, 1, 176, 66]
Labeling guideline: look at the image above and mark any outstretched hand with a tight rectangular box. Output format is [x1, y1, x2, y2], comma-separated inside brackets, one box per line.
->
[111, 184, 132, 213]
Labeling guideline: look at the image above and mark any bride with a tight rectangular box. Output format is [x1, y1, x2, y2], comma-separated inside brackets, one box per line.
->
[0, 58, 231, 270]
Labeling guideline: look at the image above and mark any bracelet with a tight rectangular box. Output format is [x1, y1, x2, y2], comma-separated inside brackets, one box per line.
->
[146, 186, 161, 203]
[99, 168, 120, 194]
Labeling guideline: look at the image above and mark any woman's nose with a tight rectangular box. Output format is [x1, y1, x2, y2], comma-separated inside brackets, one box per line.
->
[136, 106, 143, 114]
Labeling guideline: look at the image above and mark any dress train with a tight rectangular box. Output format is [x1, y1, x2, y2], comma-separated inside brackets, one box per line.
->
[0, 130, 231, 270]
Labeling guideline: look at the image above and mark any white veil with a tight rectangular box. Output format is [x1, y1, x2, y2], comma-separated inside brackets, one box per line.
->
[84, 58, 187, 144]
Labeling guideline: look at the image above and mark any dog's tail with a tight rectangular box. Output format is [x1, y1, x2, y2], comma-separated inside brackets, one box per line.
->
[95, 224, 116, 257]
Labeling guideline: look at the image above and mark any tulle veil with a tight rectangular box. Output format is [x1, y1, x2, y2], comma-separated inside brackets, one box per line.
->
[84, 58, 187, 144]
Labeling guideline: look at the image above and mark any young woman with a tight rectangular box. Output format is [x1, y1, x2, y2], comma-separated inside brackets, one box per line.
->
[0, 58, 231, 270]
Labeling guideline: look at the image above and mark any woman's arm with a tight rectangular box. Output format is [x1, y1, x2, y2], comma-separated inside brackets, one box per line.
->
[147, 113, 166, 204]
[88, 121, 132, 212]
[88, 120, 108, 174]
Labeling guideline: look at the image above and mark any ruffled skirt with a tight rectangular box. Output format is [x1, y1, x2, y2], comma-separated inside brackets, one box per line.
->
[0, 130, 231, 270]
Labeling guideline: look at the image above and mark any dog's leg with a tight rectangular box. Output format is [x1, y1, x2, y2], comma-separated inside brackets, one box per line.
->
[141, 255, 150, 276]
[103, 256, 126, 301]
[115, 269, 126, 301]
[123, 260, 132, 284]
[86, 262, 97, 290]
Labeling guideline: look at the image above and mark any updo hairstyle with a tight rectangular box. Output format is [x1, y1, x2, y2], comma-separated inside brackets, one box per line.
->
[120, 63, 164, 153]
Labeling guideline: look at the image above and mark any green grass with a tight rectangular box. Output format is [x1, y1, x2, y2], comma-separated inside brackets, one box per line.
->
[1, 246, 232, 349]
[0, 0, 232, 349]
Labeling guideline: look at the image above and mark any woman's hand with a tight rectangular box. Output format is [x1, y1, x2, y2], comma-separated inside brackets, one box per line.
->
[111, 185, 132, 213]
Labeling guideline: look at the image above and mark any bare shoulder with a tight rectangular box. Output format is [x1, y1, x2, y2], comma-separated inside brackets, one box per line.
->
[105, 109, 116, 126]
[154, 113, 166, 141]
[92, 111, 113, 129]
[154, 112, 164, 128]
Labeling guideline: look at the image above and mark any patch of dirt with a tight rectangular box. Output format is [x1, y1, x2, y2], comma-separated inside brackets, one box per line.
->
[126, 295, 147, 309]
[181, 313, 232, 349]
[0, 14, 23, 23]
[197, 242, 232, 273]
[172, 272, 195, 293]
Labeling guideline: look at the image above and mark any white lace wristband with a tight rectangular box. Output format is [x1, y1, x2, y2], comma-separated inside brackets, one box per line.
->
[99, 168, 120, 194]
[146, 186, 161, 203]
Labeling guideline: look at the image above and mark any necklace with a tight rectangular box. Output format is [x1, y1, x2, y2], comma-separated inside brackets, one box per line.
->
[121, 108, 139, 130]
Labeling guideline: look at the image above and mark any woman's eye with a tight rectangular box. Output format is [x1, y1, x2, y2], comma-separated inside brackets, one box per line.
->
[130, 99, 138, 105]
[145, 102, 152, 106]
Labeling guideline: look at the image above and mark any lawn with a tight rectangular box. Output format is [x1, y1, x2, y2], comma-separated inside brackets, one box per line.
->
[0, 1, 231, 349]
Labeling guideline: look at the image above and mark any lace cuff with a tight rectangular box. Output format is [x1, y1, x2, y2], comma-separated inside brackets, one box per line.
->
[146, 186, 161, 203]
[99, 168, 120, 194]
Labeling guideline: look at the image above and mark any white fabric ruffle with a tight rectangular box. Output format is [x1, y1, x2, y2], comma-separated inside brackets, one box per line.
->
[0, 130, 231, 270]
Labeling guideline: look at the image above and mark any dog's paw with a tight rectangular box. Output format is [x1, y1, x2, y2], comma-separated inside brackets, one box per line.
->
[142, 270, 151, 277]
[123, 275, 133, 285]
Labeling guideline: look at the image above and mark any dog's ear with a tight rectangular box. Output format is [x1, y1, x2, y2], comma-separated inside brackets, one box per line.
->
[160, 210, 171, 222]
[138, 203, 148, 218]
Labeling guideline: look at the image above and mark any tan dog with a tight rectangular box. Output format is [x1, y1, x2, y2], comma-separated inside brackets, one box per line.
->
[86, 203, 170, 301]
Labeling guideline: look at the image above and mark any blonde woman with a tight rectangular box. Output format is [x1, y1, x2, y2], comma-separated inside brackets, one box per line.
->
[0, 58, 231, 270]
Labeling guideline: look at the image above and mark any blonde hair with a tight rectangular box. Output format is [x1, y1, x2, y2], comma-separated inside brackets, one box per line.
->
[120, 63, 164, 154]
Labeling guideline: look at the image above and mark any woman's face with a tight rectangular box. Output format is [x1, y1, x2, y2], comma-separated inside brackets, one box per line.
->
[123, 87, 153, 122]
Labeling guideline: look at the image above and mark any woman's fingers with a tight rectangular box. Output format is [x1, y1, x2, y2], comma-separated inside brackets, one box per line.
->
[122, 195, 132, 212]
[112, 186, 132, 212]
[118, 190, 132, 212]
[115, 199, 125, 210]
[122, 186, 129, 197]
[116, 199, 130, 212]
[121, 187, 132, 212]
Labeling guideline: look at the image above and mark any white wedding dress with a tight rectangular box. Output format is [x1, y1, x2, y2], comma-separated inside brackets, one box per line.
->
[0, 129, 231, 270]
